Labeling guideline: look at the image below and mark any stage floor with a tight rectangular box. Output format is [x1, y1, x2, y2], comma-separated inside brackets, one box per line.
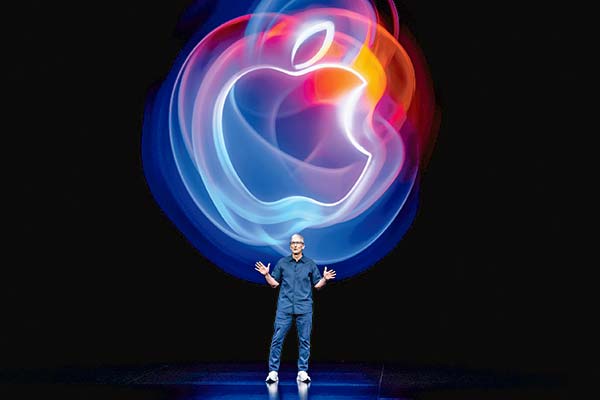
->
[1, 361, 571, 399]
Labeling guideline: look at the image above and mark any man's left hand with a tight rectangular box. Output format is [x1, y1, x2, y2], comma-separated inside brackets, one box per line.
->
[323, 267, 336, 281]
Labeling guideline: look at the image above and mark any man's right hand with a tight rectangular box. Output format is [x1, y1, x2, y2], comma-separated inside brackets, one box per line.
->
[254, 261, 270, 276]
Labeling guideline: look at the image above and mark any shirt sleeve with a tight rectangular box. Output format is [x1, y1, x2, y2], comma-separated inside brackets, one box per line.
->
[311, 262, 323, 286]
[271, 259, 283, 282]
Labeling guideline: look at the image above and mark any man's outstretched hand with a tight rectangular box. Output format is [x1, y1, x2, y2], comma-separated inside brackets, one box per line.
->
[255, 261, 271, 276]
[323, 267, 336, 280]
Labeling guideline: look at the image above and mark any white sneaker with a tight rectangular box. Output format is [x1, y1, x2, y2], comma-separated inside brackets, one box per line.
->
[297, 370, 311, 382]
[265, 371, 279, 383]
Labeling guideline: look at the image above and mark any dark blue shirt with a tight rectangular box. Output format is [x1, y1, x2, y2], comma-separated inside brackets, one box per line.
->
[270, 255, 322, 314]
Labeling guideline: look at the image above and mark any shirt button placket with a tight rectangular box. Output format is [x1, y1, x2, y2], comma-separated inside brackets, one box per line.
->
[292, 260, 299, 314]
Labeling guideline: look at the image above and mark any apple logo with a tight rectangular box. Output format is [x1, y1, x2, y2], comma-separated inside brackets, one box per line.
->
[188, 14, 405, 243]
[142, 6, 435, 282]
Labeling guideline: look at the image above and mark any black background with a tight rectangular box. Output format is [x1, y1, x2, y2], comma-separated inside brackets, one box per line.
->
[7, 0, 588, 377]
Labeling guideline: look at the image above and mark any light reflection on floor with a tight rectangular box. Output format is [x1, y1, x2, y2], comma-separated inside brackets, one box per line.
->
[0, 362, 568, 399]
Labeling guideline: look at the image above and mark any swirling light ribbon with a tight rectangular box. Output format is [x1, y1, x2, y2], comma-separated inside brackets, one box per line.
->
[142, 0, 439, 282]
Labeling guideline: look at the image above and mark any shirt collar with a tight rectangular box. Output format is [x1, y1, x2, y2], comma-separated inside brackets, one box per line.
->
[288, 254, 305, 263]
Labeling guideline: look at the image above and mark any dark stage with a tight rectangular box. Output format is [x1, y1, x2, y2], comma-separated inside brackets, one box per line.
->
[6, 0, 589, 399]
[1, 361, 572, 399]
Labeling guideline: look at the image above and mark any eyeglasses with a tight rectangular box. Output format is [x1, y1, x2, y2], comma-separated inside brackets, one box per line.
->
[290, 241, 304, 245]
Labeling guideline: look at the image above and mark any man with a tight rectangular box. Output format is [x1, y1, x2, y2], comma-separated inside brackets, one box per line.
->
[255, 233, 336, 383]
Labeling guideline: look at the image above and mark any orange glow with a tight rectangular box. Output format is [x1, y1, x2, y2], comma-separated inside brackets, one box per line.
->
[265, 19, 290, 39]
[371, 27, 416, 111]
[351, 44, 386, 105]
[312, 68, 363, 103]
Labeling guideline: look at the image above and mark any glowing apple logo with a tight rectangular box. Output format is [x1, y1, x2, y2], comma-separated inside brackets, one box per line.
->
[142, 1, 439, 283]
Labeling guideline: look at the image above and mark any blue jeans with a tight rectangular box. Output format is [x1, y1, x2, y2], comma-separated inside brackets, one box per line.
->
[268, 311, 313, 372]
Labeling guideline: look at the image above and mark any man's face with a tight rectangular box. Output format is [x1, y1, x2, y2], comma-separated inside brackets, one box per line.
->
[289, 235, 305, 255]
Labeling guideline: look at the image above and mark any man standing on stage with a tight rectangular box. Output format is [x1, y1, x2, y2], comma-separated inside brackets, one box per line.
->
[255, 233, 336, 383]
